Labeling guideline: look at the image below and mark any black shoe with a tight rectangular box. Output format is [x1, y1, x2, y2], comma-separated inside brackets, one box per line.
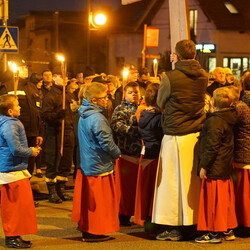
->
[119, 214, 131, 226]
[18, 237, 31, 245]
[5, 236, 31, 248]
[46, 183, 63, 204]
[56, 181, 73, 201]
[82, 232, 111, 242]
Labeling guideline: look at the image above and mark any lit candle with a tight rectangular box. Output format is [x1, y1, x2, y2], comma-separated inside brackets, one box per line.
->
[153, 58, 158, 78]
[11, 63, 19, 96]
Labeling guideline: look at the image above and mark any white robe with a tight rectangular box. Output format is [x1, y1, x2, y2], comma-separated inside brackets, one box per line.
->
[152, 133, 201, 226]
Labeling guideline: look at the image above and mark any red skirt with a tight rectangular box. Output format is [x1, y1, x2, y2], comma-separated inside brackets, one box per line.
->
[197, 178, 238, 232]
[115, 157, 139, 216]
[234, 168, 250, 227]
[134, 158, 158, 225]
[1, 178, 37, 236]
[71, 169, 119, 235]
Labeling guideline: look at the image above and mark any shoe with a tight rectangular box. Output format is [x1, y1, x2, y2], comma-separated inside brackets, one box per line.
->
[18, 237, 31, 245]
[195, 233, 222, 244]
[221, 230, 235, 241]
[46, 182, 63, 204]
[5, 236, 31, 248]
[156, 229, 182, 241]
[119, 214, 131, 227]
[56, 181, 73, 201]
[82, 232, 111, 242]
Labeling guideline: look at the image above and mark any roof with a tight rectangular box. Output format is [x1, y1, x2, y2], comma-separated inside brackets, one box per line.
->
[197, 0, 250, 31]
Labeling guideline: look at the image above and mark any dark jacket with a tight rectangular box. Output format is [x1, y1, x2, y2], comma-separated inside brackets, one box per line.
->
[0, 78, 42, 137]
[42, 85, 74, 134]
[0, 115, 33, 172]
[78, 99, 121, 176]
[138, 109, 163, 159]
[234, 90, 250, 164]
[199, 108, 238, 179]
[111, 100, 142, 157]
[157, 60, 208, 136]
[206, 81, 232, 97]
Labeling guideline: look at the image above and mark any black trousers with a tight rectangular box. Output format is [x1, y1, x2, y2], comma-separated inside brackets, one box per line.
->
[45, 129, 74, 180]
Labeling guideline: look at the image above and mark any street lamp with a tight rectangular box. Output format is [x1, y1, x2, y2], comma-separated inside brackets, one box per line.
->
[87, 0, 107, 65]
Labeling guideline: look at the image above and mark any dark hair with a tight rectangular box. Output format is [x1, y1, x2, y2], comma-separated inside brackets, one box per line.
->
[83, 66, 95, 77]
[145, 83, 160, 106]
[175, 40, 196, 60]
[0, 94, 17, 116]
[138, 67, 149, 77]
[30, 72, 43, 84]
[124, 81, 139, 92]
[42, 70, 52, 76]
[243, 74, 250, 91]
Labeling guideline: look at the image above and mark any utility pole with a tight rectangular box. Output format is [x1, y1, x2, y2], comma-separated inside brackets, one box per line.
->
[168, 0, 190, 68]
[0, 0, 9, 72]
[86, 0, 91, 66]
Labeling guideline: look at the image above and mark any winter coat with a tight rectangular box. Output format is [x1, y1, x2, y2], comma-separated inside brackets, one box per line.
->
[42, 85, 74, 135]
[199, 108, 238, 179]
[138, 109, 163, 159]
[78, 98, 121, 176]
[0, 115, 33, 172]
[157, 60, 208, 136]
[111, 100, 142, 157]
[234, 90, 250, 164]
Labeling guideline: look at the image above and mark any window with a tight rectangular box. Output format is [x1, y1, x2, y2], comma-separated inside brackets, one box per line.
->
[223, 57, 249, 80]
[208, 57, 216, 72]
[189, 10, 198, 42]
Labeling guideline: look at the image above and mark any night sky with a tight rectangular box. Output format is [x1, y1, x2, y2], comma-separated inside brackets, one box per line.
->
[9, 0, 120, 23]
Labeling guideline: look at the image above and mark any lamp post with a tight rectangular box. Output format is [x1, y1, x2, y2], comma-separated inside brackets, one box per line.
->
[86, 0, 107, 66]
[56, 54, 66, 156]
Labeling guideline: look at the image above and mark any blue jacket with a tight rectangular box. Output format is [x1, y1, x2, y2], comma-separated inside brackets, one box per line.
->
[0, 115, 33, 172]
[78, 99, 121, 176]
[138, 109, 163, 159]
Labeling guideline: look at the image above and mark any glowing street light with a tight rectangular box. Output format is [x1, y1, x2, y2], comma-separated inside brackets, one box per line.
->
[94, 13, 107, 26]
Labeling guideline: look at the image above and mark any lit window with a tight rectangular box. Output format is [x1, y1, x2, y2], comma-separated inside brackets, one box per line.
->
[224, 2, 239, 14]
[189, 10, 198, 38]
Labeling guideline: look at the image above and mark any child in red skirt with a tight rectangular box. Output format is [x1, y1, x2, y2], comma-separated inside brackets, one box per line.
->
[72, 83, 121, 242]
[134, 83, 163, 225]
[195, 87, 238, 243]
[0, 94, 40, 248]
[111, 82, 142, 226]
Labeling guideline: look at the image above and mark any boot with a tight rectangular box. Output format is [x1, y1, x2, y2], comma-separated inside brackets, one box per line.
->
[56, 181, 72, 201]
[46, 182, 63, 203]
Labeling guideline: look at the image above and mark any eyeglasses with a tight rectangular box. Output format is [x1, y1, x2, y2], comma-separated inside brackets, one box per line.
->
[95, 95, 109, 100]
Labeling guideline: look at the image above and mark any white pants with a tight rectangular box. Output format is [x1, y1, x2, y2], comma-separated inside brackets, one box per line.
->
[152, 133, 201, 226]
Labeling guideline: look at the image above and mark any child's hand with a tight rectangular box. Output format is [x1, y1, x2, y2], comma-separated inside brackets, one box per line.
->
[30, 147, 41, 157]
[199, 168, 207, 179]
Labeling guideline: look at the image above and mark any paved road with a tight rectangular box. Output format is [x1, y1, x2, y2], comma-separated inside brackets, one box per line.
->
[1, 196, 250, 250]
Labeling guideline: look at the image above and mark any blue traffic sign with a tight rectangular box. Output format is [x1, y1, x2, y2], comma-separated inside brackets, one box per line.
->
[0, 26, 19, 53]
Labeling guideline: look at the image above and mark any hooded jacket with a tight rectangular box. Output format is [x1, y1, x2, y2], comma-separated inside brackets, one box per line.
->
[234, 90, 250, 164]
[78, 99, 121, 176]
[157, 60, 208, 136]
[138, 109, 163, 159]
[199, 108, 238, 179]
[0, 115, 33, 172]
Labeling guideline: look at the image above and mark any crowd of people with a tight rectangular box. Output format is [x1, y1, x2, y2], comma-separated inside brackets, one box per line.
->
[0, 39, 249, 248]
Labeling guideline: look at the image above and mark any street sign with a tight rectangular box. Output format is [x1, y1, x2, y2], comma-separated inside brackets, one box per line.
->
[0, 26, 18, 53]
[146, 54, 160, 59]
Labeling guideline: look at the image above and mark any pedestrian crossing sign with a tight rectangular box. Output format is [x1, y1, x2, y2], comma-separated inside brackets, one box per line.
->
[0, 26, 19, 53]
